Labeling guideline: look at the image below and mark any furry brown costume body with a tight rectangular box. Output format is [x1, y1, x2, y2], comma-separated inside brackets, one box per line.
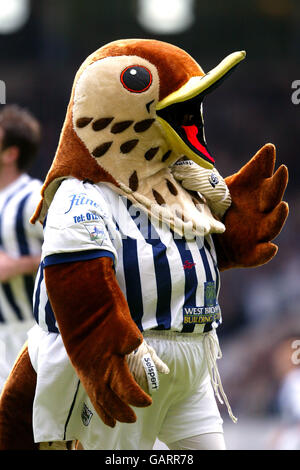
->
[0, 39, 288, 450]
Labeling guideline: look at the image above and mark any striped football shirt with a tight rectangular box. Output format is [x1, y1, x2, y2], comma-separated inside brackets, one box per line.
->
[33, 178, 222, 334]
[0, 174, 43, 323]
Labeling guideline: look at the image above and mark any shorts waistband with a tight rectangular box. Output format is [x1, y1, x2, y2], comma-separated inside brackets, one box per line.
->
[143, 329, 206, 343]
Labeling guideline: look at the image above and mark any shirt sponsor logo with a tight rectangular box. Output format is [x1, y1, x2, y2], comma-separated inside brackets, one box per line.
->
[183, 260, 196, 270]
[183, 306, 220, 324]
[65, 193, 103, 214]
[183, 281, 220, 324]
[72, 211, 102, 224]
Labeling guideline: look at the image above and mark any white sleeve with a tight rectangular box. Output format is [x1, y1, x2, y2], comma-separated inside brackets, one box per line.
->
[42, 178, 118, 267]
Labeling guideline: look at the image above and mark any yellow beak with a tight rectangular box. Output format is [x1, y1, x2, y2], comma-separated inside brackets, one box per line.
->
[157, 50, 246, 111]
[156, 50, 246, 169]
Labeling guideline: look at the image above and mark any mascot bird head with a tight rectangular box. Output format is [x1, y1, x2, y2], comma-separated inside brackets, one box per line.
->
[32, 39, 245, 236]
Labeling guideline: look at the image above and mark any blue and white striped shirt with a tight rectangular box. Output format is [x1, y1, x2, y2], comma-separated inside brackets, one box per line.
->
[0, 174, 43, 323]
[33, 178, 221, 334]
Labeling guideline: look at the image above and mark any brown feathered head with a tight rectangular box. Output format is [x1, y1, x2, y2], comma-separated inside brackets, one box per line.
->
[31, 39, 245, 237]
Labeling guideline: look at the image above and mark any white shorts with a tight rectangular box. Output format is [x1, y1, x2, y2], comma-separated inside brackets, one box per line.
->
[0, 319, 35, 393]
[27, 326, 223, 450]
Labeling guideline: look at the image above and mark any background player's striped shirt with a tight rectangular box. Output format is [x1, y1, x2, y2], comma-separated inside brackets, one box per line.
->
[0, 174, 43, 324]
[33, 178, 222, 335]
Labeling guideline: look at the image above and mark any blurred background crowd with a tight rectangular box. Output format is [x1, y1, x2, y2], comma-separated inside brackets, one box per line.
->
[0, 0, 299, 449]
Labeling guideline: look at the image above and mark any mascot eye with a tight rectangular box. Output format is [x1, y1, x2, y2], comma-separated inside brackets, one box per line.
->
[120, 65, 152, 93]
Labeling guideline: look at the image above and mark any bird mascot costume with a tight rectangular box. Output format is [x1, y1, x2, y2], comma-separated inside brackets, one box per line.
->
[0, 39, 288, 450]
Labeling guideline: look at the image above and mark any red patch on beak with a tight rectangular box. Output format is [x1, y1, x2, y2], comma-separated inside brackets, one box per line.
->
[181, 125, 215, 163]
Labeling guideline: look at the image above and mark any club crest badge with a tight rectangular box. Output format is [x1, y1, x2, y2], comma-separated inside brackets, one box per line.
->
[204, 281, 216, 306]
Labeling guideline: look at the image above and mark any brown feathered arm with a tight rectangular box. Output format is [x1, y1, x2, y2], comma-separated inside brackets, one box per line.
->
[44, 256, 152, 428]
[214, 144, 289, 271]
[0, 343, 38, 450]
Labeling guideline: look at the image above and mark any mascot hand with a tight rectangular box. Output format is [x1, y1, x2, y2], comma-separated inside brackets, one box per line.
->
[172, 160, 231, 218]
[44, 257, 152, 428]
[127, 340, 169, 394]
[214, 143, 288, 270]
